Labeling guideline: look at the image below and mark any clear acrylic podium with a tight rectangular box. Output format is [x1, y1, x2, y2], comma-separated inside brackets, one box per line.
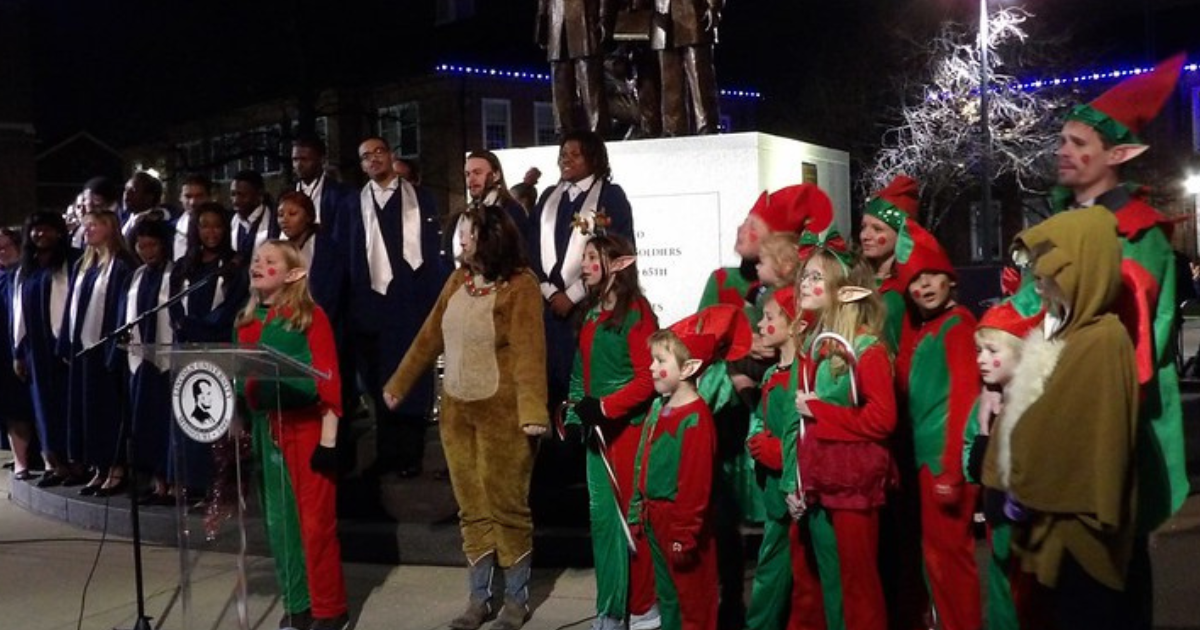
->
[125, 342, 329, 630]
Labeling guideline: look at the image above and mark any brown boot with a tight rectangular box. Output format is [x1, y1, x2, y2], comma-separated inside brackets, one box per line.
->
[490, 596, 530, 630]
[448, 599, 494, 630]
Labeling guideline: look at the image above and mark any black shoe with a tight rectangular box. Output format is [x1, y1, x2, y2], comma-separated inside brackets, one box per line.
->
[36, 472, 65, 488]
[94, 478, 128, 498]
[310, 612, 349, 630]
[279, 608, 312, 630]
[78, 483, 103, 496]
[60, 472, 89, 488]
[12, 470, 37, 482]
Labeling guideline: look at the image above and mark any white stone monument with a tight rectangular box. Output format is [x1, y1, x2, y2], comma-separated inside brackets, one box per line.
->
[495, 132, 851, 326]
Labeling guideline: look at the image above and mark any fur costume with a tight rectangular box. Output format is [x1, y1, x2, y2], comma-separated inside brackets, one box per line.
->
[384, 268, 547, 568]
[984, 206, 1139, 591]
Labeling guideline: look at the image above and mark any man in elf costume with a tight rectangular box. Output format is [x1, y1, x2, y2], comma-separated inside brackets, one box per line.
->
[894, 225, 982, 630]
[1009, 53, 1188, 628]
[859, 175, 920, 353]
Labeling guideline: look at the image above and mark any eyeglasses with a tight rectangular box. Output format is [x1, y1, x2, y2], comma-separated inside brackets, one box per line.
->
[799, 270, 825, 284]
[359, 146, 389, 161]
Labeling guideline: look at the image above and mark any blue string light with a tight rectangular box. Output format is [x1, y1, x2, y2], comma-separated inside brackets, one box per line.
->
[1013, 62, 1198, 92]
[434, 63, 762, 99]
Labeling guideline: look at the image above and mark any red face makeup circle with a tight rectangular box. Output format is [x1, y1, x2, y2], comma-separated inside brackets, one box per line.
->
[876, 236, 888, 246]
[992, 360, 1001, 368]
[591, 263, 601, 273]
[813, 287, 824, 297]
[748, 232, 759, 242]
[266, 268, 277, 276]
[766, 325, 776, 335]
[657, 369, 668, 379]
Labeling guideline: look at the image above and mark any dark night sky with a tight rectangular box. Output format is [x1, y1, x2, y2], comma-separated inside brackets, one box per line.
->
[28, 0, 1200, 149]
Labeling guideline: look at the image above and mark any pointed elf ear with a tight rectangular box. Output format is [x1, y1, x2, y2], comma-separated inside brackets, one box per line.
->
[837, 286, 873, 303]
[608, 255, 637, 273]
[1107, 144, 1149, 166]
[285, 268, 309, 284]
[680, 358, 704, 380]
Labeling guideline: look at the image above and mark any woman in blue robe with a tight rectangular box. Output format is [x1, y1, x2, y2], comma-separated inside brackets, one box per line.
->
[14, 212, 80, 487]
[0, 227, 37, 480]
[59, 209, 136, 497]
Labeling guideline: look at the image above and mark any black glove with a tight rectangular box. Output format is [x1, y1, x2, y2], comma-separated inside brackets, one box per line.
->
[574, 396, 607, 429]
[310, 444, 339, 474]
[562, 422, 585, 445]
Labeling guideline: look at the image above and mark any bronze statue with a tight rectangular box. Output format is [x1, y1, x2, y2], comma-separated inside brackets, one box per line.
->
[647, 0, 722, 135]
[536, 0, 613, 136]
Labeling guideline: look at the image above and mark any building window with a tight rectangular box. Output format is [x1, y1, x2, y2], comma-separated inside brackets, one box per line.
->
[482, 99, 512, 150]
[248, 124, 283, 175]
[534, 102, 557, 146]
[435, 0, 476, 25]
[379, 102, 420, 158]
[217, 134, 240, 181]
[719, 114, 733, 134]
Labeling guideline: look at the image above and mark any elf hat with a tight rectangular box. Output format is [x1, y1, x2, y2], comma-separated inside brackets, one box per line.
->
[668, 304, 754, 365]
[772, 286, 799, 321]
[978, 301, 1045, 340]
[753, 184, 834, 235]
[864, 175, 920, 234]
[895, 223, 955, 290]
[1066, 53, 1186, 145]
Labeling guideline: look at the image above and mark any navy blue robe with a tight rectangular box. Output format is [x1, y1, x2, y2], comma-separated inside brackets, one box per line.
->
[0, 268, 34, 442]
[15, 257, 76, 458]
[525, 179, 636, 404]
[58, 256, 134, 469]
[117, 263, 174, 477]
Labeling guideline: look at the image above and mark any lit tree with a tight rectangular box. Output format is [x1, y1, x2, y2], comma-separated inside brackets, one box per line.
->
[863, 8, 1068, 230]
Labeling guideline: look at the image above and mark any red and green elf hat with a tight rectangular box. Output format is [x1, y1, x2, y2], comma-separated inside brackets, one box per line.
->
[752, 184, 834, 235]
[895, 223, 955, 289]
[668, 304, 754, 369]
[864, 175, 920, 234]
[978, 301, 1044, 340]
[772, 286, 799, 321]
[1065, 53, 1186, 146]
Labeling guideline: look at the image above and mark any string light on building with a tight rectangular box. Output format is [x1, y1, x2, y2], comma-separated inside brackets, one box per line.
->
[434, 63, 762, 99]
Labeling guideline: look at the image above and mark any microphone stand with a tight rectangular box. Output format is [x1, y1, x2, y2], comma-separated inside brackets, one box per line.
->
[78, 269, 221, 630]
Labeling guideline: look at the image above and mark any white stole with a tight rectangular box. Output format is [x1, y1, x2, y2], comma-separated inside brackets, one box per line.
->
[360, 178, 421, 294]
[125, 263, 175, 372]
[539, 179, 604, 302]
[68, 257, 117, 349]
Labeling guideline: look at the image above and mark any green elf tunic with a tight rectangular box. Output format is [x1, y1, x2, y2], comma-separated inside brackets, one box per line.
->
[744, 361, 813, 630]
[629, 396, 719, 630]
[238, 305, 346, 620]
[566, 296, 659, 620]
[963, 406, 1022, 630]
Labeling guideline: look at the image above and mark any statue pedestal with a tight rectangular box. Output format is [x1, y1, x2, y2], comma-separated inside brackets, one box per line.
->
[495, 132, 850, 325]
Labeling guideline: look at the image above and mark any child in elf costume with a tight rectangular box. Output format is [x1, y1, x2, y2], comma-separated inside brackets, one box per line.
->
[963, 302, 1047, 630]
[744, 286, 803, 630]
[565, 234, 660, 630]
[791, 247, 898, 630]
[626, 324, 725, 630]
[893, 225, 981, 630]
[235, 240, 347, 630]
[984, 207, 1139, 629]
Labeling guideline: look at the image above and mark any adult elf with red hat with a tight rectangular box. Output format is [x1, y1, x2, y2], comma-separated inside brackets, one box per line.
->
[860, 175, 921, 352]
[1010, 52, 1189, 628]
[894, 225, 982, 630]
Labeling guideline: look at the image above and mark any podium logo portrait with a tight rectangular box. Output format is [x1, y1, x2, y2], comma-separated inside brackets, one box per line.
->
[172, 360, 234, 443]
